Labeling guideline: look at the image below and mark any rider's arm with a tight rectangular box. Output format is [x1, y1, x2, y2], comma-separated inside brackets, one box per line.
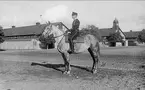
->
[67, 19, 80, 33]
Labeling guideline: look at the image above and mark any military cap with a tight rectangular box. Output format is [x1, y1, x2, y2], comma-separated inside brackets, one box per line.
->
[72, 12, 78, 16]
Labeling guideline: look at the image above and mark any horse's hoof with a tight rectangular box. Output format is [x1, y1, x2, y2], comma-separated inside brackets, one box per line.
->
[92, 70, 97, 74]
[63, 71, 71, 75]
[63, 71, 67, 74]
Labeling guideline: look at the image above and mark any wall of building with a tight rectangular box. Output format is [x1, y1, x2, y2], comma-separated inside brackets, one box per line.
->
[0, 39, 41, 50]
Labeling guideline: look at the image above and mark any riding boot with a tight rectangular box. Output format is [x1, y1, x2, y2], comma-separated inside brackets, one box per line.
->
[68, 39, 74, 54]
[71, 41, 74, 52]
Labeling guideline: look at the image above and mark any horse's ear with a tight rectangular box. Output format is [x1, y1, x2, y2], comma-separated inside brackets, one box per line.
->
[46, 21, 51, 26]
[46, 22, 49, 24]
[48, 21, 51, 25]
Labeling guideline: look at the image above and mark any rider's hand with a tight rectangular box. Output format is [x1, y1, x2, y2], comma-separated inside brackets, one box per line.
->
[68, 32, 71, 34]
[69, 29, 72, 32]
[64, 30, 70, 35]
[66, 29, 71, 33]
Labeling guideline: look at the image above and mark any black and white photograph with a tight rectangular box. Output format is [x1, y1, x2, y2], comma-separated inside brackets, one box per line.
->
[0, 0, 145, 90]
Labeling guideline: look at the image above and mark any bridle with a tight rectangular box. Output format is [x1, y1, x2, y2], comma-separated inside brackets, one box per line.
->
[44, 22, 70, 39]
[46, 27, 69, 39]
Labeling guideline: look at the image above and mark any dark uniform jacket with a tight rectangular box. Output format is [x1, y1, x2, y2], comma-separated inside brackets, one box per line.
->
[72, 19, 80, 32]
[68, 19, 80, 40]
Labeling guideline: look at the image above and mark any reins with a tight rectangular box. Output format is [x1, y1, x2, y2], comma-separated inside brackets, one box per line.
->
[44, 22, 70, 39]
[50, 22, 70, 39]
[52, 31, 68, 38]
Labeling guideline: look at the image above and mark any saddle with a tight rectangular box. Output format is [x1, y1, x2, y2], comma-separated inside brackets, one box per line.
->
[65, 33, 84, 43]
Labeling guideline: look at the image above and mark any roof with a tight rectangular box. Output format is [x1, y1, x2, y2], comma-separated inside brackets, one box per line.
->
[3, 22, 63, 37]
[99, 28, 115, 37]
[99, 27, 125, 37]
[3, 24, 46, 36]
[124, 31, 140, 38]
[4, 21, 138, 39]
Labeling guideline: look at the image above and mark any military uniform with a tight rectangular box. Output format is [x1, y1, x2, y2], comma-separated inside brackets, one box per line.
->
[68, 12, 80, 53]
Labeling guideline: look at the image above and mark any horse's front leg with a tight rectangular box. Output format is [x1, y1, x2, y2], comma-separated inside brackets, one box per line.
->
[61, 53, 71, 75]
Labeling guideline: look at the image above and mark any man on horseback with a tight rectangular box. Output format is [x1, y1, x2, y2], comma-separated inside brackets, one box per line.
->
[67, 12, 80, 53]
[42, 14, 100, 74]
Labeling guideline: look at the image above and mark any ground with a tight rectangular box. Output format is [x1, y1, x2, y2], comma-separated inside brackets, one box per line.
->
[0, 46, 145, 90]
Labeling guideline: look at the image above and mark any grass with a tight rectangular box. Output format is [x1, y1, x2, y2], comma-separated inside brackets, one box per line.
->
[0, 46, 145, 90]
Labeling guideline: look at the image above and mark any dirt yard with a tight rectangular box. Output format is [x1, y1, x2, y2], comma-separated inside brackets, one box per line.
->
[0, 46, 145, 90]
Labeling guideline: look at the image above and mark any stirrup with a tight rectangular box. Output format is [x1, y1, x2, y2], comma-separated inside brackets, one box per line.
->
[67, 49, 73, 54]
[68, 47, 75, 53]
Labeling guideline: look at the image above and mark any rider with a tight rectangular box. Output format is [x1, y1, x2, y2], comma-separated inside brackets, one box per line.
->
[68, 12, 80, 53]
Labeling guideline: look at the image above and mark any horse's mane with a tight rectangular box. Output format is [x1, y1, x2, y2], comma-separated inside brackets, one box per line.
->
[79, 28, 102, 42]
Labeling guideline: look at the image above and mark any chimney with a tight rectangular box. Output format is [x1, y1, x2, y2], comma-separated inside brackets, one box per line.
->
[12, 26, 15, 28]
[36, 22, 40, 25]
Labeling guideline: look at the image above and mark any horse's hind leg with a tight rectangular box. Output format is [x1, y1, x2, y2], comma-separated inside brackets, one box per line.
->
[61, 53, 71, 75]
[88, 47, 100, 74]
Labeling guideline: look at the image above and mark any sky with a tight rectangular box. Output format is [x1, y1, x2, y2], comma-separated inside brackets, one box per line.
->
[0, 1, 145, 32]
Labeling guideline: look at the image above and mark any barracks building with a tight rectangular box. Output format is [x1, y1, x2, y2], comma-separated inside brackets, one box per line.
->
[0, 19, 140, 50]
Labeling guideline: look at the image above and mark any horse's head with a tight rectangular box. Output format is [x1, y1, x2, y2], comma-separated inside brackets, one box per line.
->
[42, 22, 54, 38]
[42, 21, 65, 39]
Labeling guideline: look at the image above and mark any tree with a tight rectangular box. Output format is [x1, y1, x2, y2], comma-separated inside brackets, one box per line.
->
[80, 25, 102, 42]
[107, 32, 124, 42]
[106, 32, 124, 47]
[39, 34, 55, 49]
[0, 26, 4, 44]
[138, 29, 145, 43]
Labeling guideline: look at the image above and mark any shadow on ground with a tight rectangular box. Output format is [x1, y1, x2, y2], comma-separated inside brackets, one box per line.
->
[31, 62, 91, 73]
[138, 65, 145, 69]
[0, 49, 6, 51]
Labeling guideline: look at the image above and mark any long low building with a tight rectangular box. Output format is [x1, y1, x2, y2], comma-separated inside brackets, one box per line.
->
[0, 22, 64, 50]
[0, 20, 141, 50]
[124, 30, 140, 46]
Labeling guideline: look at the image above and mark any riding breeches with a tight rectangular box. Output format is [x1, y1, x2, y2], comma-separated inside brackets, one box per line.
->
[68, 30, 79, 41]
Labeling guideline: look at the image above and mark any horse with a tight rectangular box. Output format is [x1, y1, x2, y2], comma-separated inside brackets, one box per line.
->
[42, 23, 100, 75]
